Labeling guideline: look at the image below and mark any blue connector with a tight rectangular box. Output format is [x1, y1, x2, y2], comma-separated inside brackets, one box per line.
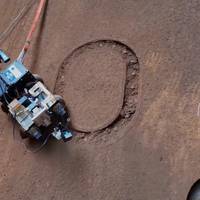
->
[62, 130, 73, 142]
[0, 50, 10, 63]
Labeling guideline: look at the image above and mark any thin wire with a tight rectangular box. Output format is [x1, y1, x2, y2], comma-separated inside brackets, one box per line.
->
[12, 117, 51, 153]
[30, 133, 51, 153]
[0, 0, 37, 44]
[22, 133, 52, 153]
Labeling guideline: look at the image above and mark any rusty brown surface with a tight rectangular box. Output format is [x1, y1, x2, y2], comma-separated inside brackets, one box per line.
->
[0, 0, 200, 199]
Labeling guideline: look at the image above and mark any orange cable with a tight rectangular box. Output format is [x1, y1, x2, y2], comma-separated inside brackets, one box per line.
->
[18, 0, 46, 63]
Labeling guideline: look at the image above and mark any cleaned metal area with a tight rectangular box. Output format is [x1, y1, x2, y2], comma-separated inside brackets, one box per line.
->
[55, 40, 139, 137]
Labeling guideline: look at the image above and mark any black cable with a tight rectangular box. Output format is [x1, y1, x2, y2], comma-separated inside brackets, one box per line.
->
[30, 133, 51, 153]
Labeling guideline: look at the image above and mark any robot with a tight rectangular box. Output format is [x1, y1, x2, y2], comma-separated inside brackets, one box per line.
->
[0, 50, 72, 142]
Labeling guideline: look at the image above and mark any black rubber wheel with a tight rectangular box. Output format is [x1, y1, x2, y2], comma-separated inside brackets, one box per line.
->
[1, 104, 9, 113]
[54, 95, 65, 104]
[28, 126, 43, 140]
[52, 102, 69, 118]
[187, 180, 200, 200]
[20, 130, 28, 139]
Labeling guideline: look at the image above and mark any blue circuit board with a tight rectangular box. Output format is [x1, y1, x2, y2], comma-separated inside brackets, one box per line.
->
[0, 60, 28, 86]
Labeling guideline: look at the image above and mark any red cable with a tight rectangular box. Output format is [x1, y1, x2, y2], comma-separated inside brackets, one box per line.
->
[18, 0, 46, 63]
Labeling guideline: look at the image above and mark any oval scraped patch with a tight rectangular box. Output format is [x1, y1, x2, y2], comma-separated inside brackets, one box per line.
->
[55, 40, 139, 133]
